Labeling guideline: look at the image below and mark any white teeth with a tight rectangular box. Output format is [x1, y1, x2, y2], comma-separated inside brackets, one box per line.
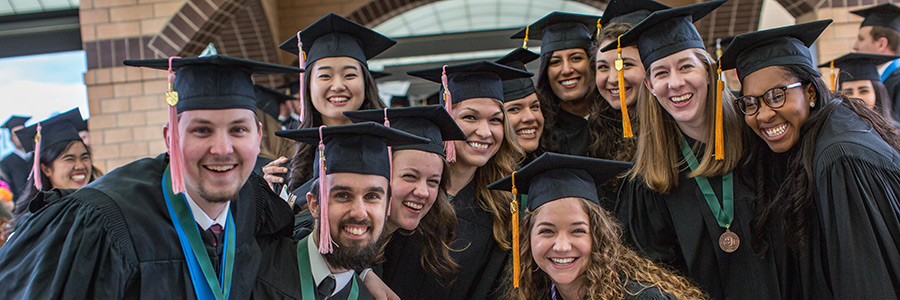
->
[71, 175, 86, 181]
[206, 165, 235, 172]
[764, 123, 788, 137]
[329, 96, 349, 102]
[608, 89, 620, 95]
[670, 93, 692, 103]
[550, 257, 575, 265]
[516, 129, 536, 136]
[403, 201, 423, 210]
[343, 226, 366, 235]
[561, 79, 578, 86]
[468, 142, 489, 149]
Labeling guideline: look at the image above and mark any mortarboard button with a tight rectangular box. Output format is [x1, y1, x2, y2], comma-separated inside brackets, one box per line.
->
[344, 105, 466, 157]
[279, 13, 396, 66]
[600, 0, 670, 27]
[2, 116, 30, 129]
[408, 61, 532, 105]
[720, 20, 832, 82]
[495, 48, 539, 103]
[818, 53, 899, 85]
[510, 12, 600, 56]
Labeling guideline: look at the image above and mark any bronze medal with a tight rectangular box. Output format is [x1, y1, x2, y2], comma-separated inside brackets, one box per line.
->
[719, 229, 740, 253]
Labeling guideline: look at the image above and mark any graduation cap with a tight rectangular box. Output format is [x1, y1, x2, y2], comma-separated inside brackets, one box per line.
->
[599, 0, 725, 68]
[2, 116, 29, 129]
[511, 11, 600, 56]
[600, 0, 670, 27]
[720, 20, 831, 82]
[344, 105, 466, 157]
[486, 152, 632, 288]
[390, 96, 410, 107]
[279, 13, 396, 66]
[495, 48, 539, 102]
[16, 113, 84, 190]
[371, 70, 391, 80]
[124, 55, 301, 194]
[709, 35, 736, 60]
[254, 84, 296, 120]
[55, 108, 88, 132]
[851, 3, 900, 32]
[820, 53, 899, 89]
[275, 122, 429, 253]
[408, 61, 533, 105]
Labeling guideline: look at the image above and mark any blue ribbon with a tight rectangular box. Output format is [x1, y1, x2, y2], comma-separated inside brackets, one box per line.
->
[880, 58, 900, 82]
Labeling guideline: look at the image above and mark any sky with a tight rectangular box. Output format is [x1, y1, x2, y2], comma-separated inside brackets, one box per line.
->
[0, 50, 88, 156]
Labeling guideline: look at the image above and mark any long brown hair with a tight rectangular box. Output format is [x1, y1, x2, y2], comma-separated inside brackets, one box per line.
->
[453, 99, 525, 249]
[535, 50, 601, 154]
[287, 60, 386, 190]
[587, 22, 639, 162]
[628, 49, 742, 194]
[510, 198, 707, 300]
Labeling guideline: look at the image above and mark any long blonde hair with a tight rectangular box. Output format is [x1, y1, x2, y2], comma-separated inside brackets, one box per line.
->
[628, 49, 742, 194]
[453, 98, 525, 250]
[510, 198, 707, 300]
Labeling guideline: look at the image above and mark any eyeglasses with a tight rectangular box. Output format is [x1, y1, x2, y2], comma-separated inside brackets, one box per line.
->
[734, 82, 803, 116]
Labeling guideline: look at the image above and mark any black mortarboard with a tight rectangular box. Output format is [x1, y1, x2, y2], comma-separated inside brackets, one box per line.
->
[408, 61, 533, 104]
[16, 113, 82, 153]
[344, 105, 466, 156]
[599, 0, 726, 68]
[2, 116, 29, 129]
[487, 152, 631, 211]
[279, 13, 396, 66]
[123, 55, 302, 113]
[254, 84, 295, 119]
[511, 12, 600, 56]
[819, 53, 899, 84]
[720, 20, 831, 82]
[495, 48, 539, 102]
[278, 80, 300, 95]
[851, 3, 900, 32]
[56, 108, 88, 132]
[371, 71, 391, 80]
[425, 91, 441, 105]
[275, 122, 429, 179]
[600, 0, 670, 27]
[390, 96, 411, 107]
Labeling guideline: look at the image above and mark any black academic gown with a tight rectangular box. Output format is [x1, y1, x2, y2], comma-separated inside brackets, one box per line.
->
[794, 104, 900, 299]
[0, 152, 32, 200]
[253, 236, 375, 300]
[617, 146, 783, 300]
[0, 153, 293, 299]
[381, 181, 509, 300]
[883, 67, 900, 121]
[550, 110, 591, 157]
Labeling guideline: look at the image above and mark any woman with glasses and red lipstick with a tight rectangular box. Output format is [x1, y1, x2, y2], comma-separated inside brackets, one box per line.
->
[721, 21, 900, 299]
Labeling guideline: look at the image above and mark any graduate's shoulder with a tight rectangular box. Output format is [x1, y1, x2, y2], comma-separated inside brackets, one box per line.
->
[814, 104, 900, 171]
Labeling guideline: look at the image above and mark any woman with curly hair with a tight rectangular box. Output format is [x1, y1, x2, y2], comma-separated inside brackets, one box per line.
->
[488, 153, 705, 300]
[608, 2, 784, 299]
[262, 13, 392, 195]
[381, 61, 528, 300]
[722, 21, 900, 298]
[496, 48, 545, 165]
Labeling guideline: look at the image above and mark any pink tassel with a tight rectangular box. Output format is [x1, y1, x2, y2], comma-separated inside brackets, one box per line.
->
[297, 32, 307, 124]
[441, 65, 457, 163]
[383, 108, 392, 217]
[167, 56, 186, 194]
[30, 123, 42, 191]
[317, 125, 334, 254]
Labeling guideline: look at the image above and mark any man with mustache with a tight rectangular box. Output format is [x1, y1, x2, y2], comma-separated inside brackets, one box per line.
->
[0, 55, 298, 299]
[254, 122, 428, 300]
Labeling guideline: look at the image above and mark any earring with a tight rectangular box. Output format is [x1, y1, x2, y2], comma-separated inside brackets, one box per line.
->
[809, 101, 816, 108]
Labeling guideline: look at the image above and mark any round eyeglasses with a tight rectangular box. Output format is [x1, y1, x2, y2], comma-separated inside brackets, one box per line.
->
[734, 82, 803, 116]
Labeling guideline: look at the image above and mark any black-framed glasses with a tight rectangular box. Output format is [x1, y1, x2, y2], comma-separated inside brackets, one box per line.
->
[734, 82, 803, 116]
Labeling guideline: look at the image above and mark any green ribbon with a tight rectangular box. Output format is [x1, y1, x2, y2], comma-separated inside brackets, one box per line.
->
[162, 166, 235, 300]
[296, 236, 359, 300]
[679, 136, 734, 229]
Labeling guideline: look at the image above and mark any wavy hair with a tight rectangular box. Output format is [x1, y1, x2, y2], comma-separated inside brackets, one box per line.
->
[746, 65, 900, 253]
[535, 50, 601, 154]
[287, 61, 386, 190]
[509, 198, 707, 300]
[628, 49, 742, 194]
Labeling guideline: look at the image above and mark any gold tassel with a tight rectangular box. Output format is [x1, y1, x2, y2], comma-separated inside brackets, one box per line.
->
[596, 18, 602, 38]
[714, 60, 725, 160]
[510, 171, 520, 288]
[616, 35, 633, 138]
[830, 60, 837, 92]
[522, 26, 529, 49]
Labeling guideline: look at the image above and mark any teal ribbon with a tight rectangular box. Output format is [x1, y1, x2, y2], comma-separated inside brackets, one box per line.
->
[296, 236, 359, 300]
[679, 136, 734, 229]
[162, 166, 235, 300]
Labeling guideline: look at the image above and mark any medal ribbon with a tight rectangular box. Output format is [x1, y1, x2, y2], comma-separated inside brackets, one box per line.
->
[296, 236, 359, 300]
[679, 136, 734, 229]
[162, 166, 235, 300]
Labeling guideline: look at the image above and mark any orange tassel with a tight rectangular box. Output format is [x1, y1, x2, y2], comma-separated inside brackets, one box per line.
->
[522, 26, 529, 49]
[829, 60, 836, 92]
[616, 35, 633, 138]
[714, 61, 725, 160]
[596, 18, 602, 38]
[510, 171, 520, 288]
